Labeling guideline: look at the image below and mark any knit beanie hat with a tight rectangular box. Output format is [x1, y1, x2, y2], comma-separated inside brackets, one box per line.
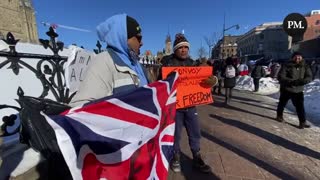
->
[291, 51, 303, 58]
[173, 33, 190, 51]
[127, 16, 141, 39]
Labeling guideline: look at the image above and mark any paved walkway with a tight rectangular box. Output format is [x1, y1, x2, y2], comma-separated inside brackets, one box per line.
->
[168, 90, 320, 180]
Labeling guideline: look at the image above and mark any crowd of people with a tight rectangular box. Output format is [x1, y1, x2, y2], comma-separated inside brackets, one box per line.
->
[208, 54, 315, 130]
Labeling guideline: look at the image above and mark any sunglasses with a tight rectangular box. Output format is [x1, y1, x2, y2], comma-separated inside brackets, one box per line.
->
[135, 35, 142, 43]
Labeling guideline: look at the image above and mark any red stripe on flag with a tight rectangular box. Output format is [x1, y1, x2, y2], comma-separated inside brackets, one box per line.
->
[82, 153, 131, 180]
[161, 135, 174, 143]
[76, 101, 159, 129]
[61, 109, 71, 115]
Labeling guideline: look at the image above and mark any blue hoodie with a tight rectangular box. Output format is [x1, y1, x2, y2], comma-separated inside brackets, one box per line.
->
[96, 14, 148, 86]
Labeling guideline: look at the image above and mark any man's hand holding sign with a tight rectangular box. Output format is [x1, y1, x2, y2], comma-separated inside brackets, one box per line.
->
[162, 66, 217, 109]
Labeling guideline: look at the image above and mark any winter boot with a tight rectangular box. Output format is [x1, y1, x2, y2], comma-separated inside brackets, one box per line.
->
[170, 153, 181, 173]
[299, 121, 311, 129]
[224, 97, 229, 105]
[276, 116, 284, 122]
[192, 152, 211, 173]
[227, 97, 231, 104]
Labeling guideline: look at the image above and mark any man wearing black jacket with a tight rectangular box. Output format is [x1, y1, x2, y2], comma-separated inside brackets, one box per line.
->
[276, 52, 312, 129]
[159, 33, 214, 173]
[251, 61, 265, 92]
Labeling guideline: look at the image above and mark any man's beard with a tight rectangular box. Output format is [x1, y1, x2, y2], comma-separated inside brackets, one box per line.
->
[129, 47, 140, 65]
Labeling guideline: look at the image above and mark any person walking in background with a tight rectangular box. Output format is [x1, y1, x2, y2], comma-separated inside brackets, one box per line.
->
[251, 61, 265, 92]
[199, 57, 209, 66]
[317, 61, 320, 79]
[270, 61, 281, 79]
[222, 57, 237, 104]
[232, 57, 240, 68]
[310, 60, 319, 80]
[238, 61, 249, 76]
[159, 33, 214, 174]
[276, 52, 312, 129]
[213, 59, 224, 95]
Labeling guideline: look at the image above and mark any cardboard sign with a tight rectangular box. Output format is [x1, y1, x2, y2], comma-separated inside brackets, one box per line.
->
[162, 66, 213, 109]
[64, 46, 95, 94]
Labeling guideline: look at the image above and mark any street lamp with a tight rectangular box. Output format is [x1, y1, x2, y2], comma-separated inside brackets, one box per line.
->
[223, 24, 240, 35]
[222, 14, 240, 59]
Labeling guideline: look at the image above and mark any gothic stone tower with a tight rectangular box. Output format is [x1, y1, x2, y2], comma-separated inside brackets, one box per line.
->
[165, 34, 172, 55]
[0, 0, 38, 43]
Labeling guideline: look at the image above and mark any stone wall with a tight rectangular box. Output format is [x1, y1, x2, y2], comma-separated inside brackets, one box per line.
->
[0, 0, 38, 43]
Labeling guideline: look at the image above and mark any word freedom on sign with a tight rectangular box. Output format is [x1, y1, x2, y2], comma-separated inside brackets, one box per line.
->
[180, 92, 211, 108]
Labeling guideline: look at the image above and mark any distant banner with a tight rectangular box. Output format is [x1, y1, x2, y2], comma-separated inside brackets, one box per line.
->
[162, 67, 213, 109]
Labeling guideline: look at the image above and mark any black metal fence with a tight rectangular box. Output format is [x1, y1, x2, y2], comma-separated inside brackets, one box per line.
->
[0, 27, 75, 137]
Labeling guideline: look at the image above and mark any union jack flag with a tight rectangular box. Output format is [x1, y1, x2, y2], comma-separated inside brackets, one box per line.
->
[43, 72, 179, 180]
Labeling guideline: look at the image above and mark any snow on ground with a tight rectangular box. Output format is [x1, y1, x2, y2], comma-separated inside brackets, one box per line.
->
[235, 75, 280, 95]
[303, 79, 320, 124]
[234, 75, 254, 91]
[9, 148, 42, 177]
[235, 75, 320, 125]
[258, 78, 280, 95]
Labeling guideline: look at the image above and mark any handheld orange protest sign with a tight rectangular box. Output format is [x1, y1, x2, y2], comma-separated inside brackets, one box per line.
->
[162, 67, 213, 109]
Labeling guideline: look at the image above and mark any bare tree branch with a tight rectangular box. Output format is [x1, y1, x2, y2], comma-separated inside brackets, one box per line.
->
[204, 32, 219, 58]
[198, 46, 208, 59]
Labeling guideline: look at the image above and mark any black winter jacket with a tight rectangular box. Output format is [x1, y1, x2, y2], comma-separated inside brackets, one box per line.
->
[158, 54, 195, 79]
[161, 54, 195, 67]
[251, 65, 265, 79]
[278, 60, 312, 93]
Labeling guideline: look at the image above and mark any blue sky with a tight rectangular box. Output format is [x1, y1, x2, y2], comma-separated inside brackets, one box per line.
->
[33, 0, 318, 58]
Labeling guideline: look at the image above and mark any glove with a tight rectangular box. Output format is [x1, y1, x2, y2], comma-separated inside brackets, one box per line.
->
[284, 80, 294, 86]
[291, 79, 306, 86]
[200, 75, 218, 88]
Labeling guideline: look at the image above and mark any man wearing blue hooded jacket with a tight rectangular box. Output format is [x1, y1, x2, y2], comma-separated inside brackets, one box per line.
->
[70, 14, 148, 106]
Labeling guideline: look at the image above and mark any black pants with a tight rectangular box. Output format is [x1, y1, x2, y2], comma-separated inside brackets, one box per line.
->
[277, 90, 306, 123]
[225, 88, 233, 103]
[213, 78, 222, 94]
[253, 78, 260, 91]
[312, 69, 319, 80]
[174, 107, 201, 156]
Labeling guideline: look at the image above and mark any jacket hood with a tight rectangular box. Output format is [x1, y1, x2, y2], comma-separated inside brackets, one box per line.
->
[96, 14, 148, 86]
[97, 14, 129, 57]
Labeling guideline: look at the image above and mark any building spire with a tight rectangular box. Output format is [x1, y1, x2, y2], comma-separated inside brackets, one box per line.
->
[165, 34, 171, 43]
[165, 25, 172, 55]
[165, 25, 171, 43]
